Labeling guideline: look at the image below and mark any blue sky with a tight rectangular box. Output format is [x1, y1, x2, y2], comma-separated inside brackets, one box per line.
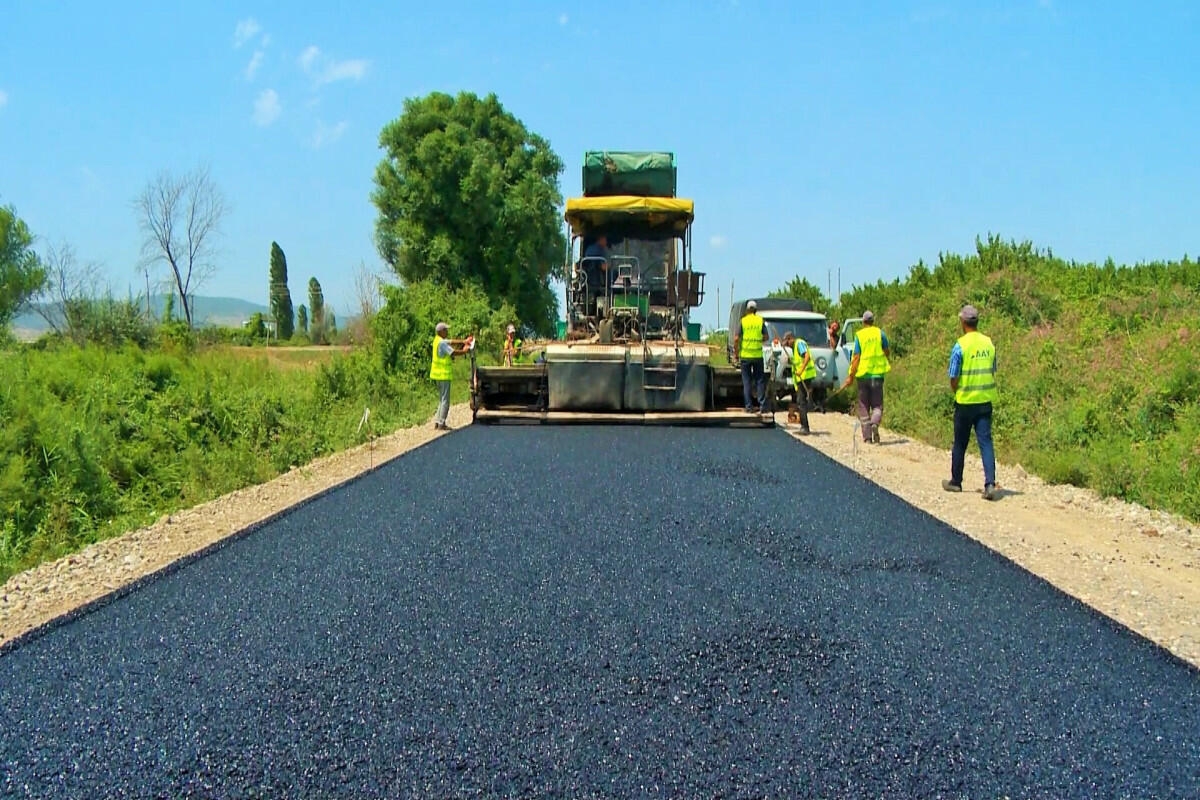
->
[1, 1, 1197, 326]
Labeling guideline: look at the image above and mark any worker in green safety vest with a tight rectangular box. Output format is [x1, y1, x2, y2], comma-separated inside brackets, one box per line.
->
[840, 310, 891, 444]
[783, 332, 815, 435]
[430, 321, 471, 431]
[734, 300, 768, 414]
[942, 304, 999, 500]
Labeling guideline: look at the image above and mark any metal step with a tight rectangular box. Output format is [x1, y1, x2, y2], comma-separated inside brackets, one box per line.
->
[642, 363, 678, 391]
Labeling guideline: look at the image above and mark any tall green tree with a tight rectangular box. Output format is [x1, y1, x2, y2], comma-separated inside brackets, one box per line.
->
[768, 275, 831, 310]
[268, 241, 295, 339]
[308, 277, 325, 344]
[297, 304, 309, 336]
[0, 205, 46, 331]
[372, 91, 566, 334]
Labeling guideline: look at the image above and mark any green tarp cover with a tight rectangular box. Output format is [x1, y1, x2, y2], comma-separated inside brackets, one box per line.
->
[583, 151, 677, 198]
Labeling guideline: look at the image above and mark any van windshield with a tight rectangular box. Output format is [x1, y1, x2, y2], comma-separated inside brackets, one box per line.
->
[760, 318, 828, 347]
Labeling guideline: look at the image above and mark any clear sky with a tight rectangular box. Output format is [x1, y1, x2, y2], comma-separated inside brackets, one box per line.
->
[1, 1, 1197, 326]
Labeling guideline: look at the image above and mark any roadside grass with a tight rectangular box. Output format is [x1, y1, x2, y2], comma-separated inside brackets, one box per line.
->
[218, 344, 353, 371]
[0, 343, 473, 582]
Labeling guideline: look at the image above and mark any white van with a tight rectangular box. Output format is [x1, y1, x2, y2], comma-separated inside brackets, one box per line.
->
[729, 299, 858, 409]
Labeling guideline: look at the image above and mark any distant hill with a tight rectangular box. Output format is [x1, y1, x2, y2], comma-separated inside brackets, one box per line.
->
[12, 294, 270, 335]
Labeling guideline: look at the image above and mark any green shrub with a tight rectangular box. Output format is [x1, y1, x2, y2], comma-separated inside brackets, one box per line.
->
[372, 280, 516, 380]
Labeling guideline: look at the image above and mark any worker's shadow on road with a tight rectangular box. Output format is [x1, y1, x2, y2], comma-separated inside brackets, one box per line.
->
[986, 487, 1023, 500]
[876, 438, 910, 446]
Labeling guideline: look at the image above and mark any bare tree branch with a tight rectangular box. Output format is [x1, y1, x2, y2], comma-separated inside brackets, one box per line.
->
[35, 242, 106, 340]
[136, 167, 226, 327]
[353, 261, 384, 320]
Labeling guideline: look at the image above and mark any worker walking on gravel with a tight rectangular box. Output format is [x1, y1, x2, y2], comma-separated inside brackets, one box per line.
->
[942, 304, 999, 500]
[840, 310, 891, 443]
[782, 332, 814, 434]
[430, 321, 471, 431]
[734, 300, 768, 413]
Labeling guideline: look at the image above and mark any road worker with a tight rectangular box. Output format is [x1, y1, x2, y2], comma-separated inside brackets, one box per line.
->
[942, 304, 999, 500]
[430, 321, 471, 431]
[783, 331, 815, 435]
[502, 324, 524, 367]
[733, 300, 768, 414]
[840, 310, 891, 443]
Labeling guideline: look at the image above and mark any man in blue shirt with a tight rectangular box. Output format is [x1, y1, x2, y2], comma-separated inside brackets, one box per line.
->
[943, 304, 999, 499]
[582, 234, 610, 290]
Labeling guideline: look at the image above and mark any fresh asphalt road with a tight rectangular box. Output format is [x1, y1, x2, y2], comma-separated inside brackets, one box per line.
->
[1, 426, 1197, 798]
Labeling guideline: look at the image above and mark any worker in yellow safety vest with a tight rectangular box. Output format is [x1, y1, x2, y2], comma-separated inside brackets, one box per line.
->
[840, 310, 891, 444]
[942, 304, 999, 500]
[783, 332, 816, 435]
[733, 300, 768, 414]
[430, 321, 472, 430]
[502, 324, 524, 366]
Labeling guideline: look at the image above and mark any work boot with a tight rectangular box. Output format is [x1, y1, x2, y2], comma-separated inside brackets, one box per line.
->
[942, 480, 962, 492]
[871, 429, 881, 444]
[983, 484, 999, 501]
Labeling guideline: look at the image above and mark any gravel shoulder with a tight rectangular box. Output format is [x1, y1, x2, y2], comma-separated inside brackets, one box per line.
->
[3, 403, 1197, 668]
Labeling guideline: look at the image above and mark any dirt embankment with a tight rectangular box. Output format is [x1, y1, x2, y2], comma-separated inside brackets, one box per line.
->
[2, 405, 1197, 669]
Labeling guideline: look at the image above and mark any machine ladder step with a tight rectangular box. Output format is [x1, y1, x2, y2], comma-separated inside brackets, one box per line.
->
[643, 347, 681, 391]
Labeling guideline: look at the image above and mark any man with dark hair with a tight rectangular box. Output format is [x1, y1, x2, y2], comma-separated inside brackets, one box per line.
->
[583, 234, 611, 289]
[943, 304, 999, 499]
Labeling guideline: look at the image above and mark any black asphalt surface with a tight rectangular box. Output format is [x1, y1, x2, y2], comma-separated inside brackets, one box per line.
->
[1, 425, 1198, 798]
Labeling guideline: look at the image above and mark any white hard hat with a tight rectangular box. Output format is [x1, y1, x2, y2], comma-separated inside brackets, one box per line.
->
[746, 300, 758, 309]
[507, 324, 516, 334]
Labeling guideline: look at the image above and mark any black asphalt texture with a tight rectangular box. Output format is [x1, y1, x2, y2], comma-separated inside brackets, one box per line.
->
[2, 426, 1198, 799]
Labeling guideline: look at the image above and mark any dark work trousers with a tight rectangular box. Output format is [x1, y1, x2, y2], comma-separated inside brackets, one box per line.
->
[793, 379, 812, 430]
[856, 377, 885, 441]
[951, 401, 996, 488]
[740, 358, 765, 411]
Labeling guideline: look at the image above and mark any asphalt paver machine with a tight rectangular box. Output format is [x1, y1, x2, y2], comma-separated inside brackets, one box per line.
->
[471, 151, 769, 425]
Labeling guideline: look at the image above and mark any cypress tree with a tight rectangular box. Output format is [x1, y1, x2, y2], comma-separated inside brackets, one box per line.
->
[308, 277, 325, 344]
[269, 242, 295, 340]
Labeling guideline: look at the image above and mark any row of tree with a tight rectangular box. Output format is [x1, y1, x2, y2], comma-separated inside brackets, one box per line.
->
[0, 198, 342, 345]
[5, 90, 573, 344]
[267, 241, 336, 343]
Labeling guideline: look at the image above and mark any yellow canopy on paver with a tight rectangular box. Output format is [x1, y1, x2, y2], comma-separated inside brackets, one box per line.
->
[564, 195, 695, 236]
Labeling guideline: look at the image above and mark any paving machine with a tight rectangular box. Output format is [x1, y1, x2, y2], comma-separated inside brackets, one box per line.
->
[471, 151, 770, 425]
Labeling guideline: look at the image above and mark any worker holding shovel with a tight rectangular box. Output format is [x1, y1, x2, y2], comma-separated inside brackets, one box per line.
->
[782, 332, 814, 435]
